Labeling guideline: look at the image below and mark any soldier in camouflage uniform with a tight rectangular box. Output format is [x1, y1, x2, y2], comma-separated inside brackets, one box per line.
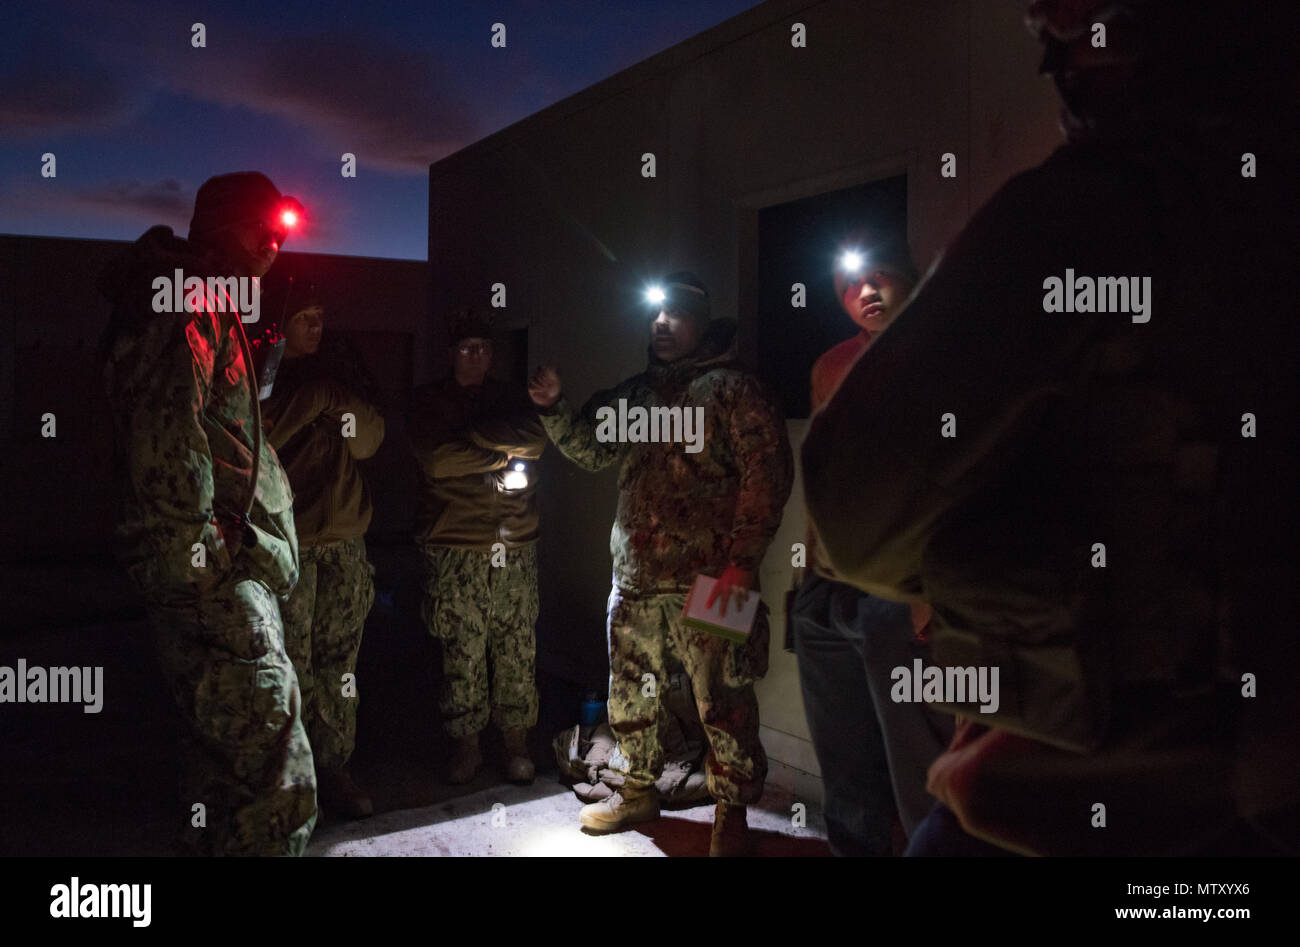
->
[99, 172, 316, 855]
[529, 272, 793, 856]
[409, 311, 547, 784]
[262, 287, 385, 819]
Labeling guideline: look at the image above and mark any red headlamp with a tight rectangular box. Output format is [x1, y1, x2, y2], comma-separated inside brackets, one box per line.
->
[264, 196, 305, 248]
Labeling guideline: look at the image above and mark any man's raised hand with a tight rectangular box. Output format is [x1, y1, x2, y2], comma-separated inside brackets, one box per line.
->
[528, 365, 561, 408]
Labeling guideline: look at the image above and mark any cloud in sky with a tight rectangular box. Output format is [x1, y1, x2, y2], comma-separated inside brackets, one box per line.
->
[0, 43, 141, 137]
[2, 174, 347, 247]
[4, 0, 763, 175]
[2, 178, 193, 229]
[0, 0, 763, 257]
[2, 5, 481, 175]
[183, 31, 481, 174]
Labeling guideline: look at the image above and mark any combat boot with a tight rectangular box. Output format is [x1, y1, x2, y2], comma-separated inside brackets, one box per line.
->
[318, 767, 374, 820]
[446, 732, 482, 785]
[502, 727, 535, 784]
[710, 801, 750, 856]
[578, 787, 660, 833]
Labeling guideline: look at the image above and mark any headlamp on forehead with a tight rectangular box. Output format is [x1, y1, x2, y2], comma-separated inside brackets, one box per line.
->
[839, 249, 865, 274]
[267, 197, 305, 246]
[647, 279, 708, 312]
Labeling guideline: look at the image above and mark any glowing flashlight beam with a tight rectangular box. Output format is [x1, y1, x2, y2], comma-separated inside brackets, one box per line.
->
[840, 250, 864, 273]
[645, 286, 666, 305]
[280, 209, 299, 228]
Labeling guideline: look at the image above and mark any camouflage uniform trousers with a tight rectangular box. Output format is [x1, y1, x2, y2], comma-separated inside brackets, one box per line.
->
[147, 571, 317, 856]
[607, 586, 770, 805]
[420, 543, 540, 739]
[280, 537, 375, 770]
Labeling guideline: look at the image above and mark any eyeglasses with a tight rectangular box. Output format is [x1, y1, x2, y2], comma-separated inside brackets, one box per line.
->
[456, 342, 492, 356]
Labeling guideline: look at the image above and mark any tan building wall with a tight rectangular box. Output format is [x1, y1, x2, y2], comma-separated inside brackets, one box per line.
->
[428, 0, 1063, 793]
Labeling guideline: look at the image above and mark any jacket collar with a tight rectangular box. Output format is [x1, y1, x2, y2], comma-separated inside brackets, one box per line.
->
[645, 318, 739, 380]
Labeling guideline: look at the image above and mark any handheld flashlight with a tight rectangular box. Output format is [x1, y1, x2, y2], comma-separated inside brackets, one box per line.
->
[645, 285, 666, 305]
[502, 461, 529, 491]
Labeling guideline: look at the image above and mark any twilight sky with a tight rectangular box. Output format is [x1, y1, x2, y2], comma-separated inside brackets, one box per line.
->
[0, 0, 761, 260]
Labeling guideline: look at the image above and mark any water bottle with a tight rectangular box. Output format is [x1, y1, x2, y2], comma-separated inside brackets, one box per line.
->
[579, 692, 604, 740]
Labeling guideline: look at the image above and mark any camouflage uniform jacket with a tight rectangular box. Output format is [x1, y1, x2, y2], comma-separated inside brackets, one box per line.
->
[409, 377, 547, 550]
[541, 318, 793, 595]
[100, 225, 299, 601]
[264, 353, 385, 547]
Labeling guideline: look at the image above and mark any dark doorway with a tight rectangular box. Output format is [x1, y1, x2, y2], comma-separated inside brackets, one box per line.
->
[479, 325, 529, 388]
[755, 175, 908, 419]
[502, 326, 530, 388]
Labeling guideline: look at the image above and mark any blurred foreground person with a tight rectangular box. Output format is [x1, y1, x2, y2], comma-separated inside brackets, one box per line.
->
[530, 273, 793, 855]
[100, 172, 316, 855]
[410, 312, 546, 785]
[791, 236, 952, 855]
[263, 287, 384, 819]
[804, 0, 1298, 855]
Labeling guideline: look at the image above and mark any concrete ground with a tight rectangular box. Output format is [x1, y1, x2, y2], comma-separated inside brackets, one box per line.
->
[309, 781, 828, 857]
[1, 556, 830, 857]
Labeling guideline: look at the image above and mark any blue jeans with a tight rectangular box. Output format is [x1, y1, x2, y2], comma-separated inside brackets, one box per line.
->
[793, 571, 953, 855]
[904, 801, 1018, 856]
